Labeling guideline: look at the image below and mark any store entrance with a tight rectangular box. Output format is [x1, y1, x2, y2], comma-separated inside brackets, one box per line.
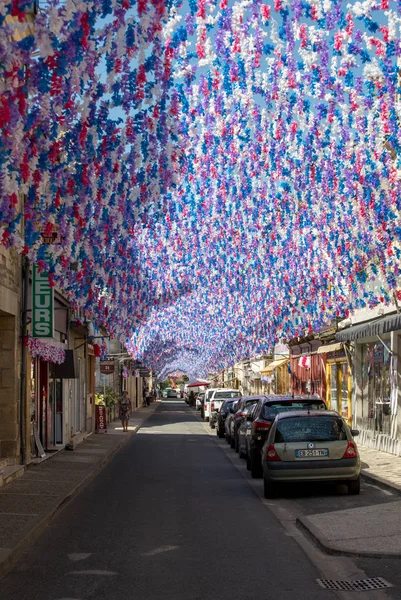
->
[49, 365, 63, 447]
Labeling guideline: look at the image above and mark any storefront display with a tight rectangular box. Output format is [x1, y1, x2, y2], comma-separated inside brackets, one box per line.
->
[326, 359, 352, 424]
[361, 342, 392, 438]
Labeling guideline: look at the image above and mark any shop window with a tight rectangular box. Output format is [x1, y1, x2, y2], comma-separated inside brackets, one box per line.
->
[341, 363, 349, 421]
[362, 342, 392, 437]
[330, 364, 338, 412]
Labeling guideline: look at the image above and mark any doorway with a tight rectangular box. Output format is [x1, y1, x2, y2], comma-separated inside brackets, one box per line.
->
[49, 363, 63, 447]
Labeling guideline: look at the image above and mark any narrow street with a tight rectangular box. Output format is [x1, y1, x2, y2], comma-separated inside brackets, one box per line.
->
[0, 399, 362, 600]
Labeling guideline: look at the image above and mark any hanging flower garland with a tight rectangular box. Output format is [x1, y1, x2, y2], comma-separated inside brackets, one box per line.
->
[1, 0, 401, 377]
[24, 335, 66, 365]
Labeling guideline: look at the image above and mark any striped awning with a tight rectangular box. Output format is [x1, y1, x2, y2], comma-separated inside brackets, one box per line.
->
[336, 313, 401, 342]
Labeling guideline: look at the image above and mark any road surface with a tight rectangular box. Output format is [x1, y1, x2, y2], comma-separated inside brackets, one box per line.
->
[1, 400, 393, 600]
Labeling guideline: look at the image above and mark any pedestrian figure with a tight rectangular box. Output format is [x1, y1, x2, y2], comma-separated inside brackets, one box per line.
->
[119, 391, 131, 432]
[145, 388, 151, 407]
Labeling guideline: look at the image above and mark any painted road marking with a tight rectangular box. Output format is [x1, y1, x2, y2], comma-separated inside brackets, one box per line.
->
[69, 570, 117, 575]
[142, 545, 179, 556]
[68, 553, 92, 562]
[0, 512, 39, 516]
[364, 482, 393, 496]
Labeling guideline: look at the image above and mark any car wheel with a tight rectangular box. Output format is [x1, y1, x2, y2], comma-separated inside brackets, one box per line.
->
[246, 455, 251, 470]
[250, 452, 262, 478]
[347, 477, 360, 495]
[264, 477, 278, 499]
[210, 421, 215, 429]
[230, 435, 235, 449]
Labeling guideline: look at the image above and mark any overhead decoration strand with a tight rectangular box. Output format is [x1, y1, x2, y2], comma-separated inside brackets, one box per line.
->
[1, 0, 401, 377]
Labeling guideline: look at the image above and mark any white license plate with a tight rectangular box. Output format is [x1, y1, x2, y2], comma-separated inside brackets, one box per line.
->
[295, 449, 328, 458]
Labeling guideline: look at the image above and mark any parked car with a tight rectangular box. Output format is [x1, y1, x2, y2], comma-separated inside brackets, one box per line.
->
[225, 398, 242, 444]
[167, 389, 178, 398]
[238, 403, 258, 459]
[215, 399, 235, 438]
[230, 396, 263, 451]
[163, 388, 171, 398]
[261, 411, 361, 498]
[196, 392, 204, 411]
[204, 388, 241, 423]
[246, 396, 327, 478]
[201, 389, 214, 420]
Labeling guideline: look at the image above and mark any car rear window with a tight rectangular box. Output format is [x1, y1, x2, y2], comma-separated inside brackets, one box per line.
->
[275, 416, 348, 443]
[214, 392, 240, 399]
[222, 400, 234, 410]
[263, 401, 326, 420]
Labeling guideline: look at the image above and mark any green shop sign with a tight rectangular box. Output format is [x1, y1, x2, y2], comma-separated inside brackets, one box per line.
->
[32, 266, 54, 338]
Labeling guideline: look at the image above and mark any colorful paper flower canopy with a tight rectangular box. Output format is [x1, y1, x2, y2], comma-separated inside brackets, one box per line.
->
[1, 0, 401, 377]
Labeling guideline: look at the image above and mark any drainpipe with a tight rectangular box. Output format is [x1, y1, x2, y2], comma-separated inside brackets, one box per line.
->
[20, 256, 29, 465]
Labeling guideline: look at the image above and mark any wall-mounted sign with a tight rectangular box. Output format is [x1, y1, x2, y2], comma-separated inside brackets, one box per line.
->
[100, 359, 115, 375]
[32, 266, 54, 338]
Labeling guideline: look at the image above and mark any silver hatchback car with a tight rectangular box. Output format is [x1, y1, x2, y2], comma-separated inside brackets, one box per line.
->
[261, 411, 361, 498]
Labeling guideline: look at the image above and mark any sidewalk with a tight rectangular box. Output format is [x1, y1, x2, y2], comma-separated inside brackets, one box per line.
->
[0, 402, 159, 579]
[297, 444, 401, 558]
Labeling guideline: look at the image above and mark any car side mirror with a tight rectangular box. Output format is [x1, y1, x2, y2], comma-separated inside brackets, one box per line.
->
[351, 429, 360, 437]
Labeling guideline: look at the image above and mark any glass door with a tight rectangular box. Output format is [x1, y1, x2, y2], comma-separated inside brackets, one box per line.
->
[49, 366, 63, 446]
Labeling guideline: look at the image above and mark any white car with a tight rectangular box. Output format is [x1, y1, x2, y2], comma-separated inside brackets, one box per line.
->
[196, 392, 204, 411]
[204, 389, 241, 422]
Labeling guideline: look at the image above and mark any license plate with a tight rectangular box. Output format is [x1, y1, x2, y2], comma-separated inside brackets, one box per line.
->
[295, 449, 328, 458]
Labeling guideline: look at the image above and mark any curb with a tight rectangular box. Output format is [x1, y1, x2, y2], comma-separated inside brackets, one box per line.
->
[361, 469, 401, 495]
[296, 514, 401, 559]
[0, 405, 158, 582]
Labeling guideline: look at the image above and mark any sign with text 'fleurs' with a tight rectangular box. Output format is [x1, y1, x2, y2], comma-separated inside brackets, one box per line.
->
[32, 266, 54, 338]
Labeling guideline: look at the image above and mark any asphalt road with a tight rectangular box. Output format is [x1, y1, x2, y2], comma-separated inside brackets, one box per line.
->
[2, 400, 347, 600]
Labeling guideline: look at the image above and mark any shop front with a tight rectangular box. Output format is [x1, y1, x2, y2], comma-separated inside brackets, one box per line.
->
[317, 343, 352, 424]
[290, 340, 326, 400]
[337, 313, 401, 455]
[27, 337, 67, 456]
[261, 357, 290, 395]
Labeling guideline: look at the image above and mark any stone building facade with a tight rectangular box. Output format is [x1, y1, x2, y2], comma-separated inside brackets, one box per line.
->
[0, 245, 22, 462]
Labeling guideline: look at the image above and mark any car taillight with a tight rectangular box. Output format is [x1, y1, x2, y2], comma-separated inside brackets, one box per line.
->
[253, 419, 271, 431]
[342, 441, 357, 459]
[211, 403, 215, 412]
[266, 444, 281, 461]
[236, 412, 246, 419]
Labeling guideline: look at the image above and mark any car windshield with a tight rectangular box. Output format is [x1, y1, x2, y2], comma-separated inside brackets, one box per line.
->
[263, 401, 325, 420]
[275, 416, 348, 443]
[214, 391, 240, 399]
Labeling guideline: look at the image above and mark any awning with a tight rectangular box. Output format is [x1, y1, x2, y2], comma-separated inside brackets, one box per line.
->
[186, 379, 211, 388]
[336, 313, 401, 342]
[261, 357, 289, 375]
[316, 342, 343, 355]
